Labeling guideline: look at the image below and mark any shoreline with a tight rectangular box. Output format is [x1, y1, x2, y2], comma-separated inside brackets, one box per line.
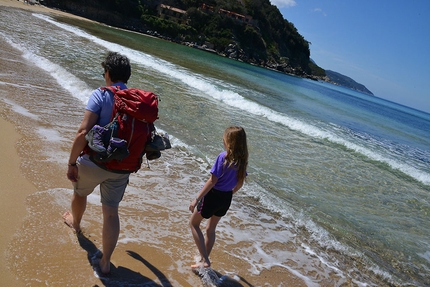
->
[0, 0, 94, 20]
[0, 1, 309, 286]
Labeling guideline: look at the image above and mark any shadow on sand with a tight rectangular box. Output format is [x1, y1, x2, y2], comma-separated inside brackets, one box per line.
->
[77, 233, 254, 287]
[192, 266, 254, 287]
[77, 233, 172, 286]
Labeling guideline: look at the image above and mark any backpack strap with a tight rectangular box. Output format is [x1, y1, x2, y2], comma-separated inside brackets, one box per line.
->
[102, 86, 121, 94]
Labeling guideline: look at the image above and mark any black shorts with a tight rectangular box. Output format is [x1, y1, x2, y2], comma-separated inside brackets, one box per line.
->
[197, 188, 233, 219]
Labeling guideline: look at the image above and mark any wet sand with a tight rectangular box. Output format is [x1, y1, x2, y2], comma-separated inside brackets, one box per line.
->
[0, 118, 35, 286]
[0, 1, 308, 286]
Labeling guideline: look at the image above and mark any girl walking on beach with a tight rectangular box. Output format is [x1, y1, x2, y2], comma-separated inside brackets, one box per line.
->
[189, 126, 248, 268]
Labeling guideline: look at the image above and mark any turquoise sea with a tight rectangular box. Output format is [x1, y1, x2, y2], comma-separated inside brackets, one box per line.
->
[1, 6, 429, 286]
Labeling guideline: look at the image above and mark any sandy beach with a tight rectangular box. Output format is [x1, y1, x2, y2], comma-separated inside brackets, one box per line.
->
[0, 118, 35, 286]
[0, 1, 86, 285]
[0, 0, 90, 18]
[0, 1, 310, 286]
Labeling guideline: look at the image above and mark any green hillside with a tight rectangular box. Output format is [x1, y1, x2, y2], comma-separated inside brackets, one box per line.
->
[42, 0, 325, 78]
[42, 0, 372, 93]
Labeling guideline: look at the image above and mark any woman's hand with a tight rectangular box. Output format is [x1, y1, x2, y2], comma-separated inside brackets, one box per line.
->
[67, 165, 78, 182]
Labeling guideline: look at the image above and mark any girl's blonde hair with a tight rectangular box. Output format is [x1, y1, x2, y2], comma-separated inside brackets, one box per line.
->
[223, 126, 248, 183]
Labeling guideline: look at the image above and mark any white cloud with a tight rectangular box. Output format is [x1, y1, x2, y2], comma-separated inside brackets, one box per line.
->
[313, 8, 327, 16]
[270, 0, 297, 8]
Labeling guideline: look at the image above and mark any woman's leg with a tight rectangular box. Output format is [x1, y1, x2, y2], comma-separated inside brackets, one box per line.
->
[62, 191, 87, 233]
[99, 204, 120, 274]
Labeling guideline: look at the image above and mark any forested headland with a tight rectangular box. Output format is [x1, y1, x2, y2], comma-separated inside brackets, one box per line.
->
[41, 0, 373, 94]
[42, 0, 325, 77]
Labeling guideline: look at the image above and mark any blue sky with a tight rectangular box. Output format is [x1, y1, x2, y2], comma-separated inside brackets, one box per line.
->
[270, 0, 430, 113]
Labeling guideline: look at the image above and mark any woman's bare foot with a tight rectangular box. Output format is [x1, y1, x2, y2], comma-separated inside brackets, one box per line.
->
[62, 211, 81, 234]
[99, 256, 111, 274]
[89, 251, 110, 276]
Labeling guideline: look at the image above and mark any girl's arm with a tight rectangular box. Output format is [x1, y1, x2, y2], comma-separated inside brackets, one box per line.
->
[189, 173, 218, 212]
[232, 179, 244, 194]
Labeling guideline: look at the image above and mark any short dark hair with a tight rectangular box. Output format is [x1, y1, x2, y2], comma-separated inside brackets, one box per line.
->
[101, 52, 131, 83]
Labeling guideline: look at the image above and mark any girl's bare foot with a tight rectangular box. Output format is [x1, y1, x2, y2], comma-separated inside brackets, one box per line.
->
[191, 259, 210, 269]
[62, 211, 81, 234]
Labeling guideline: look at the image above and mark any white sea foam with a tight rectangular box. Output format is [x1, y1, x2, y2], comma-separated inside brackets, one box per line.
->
[418, 248, 430, 264]
[36, 127, 63, 142]
[34, 127, 70, 164]
[2, 98, 39, 120]
[32, 14, 430, 186]
[0, 31, 93, 105]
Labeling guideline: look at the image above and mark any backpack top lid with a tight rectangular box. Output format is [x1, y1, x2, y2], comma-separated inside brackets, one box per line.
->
[104, 86, 159, 123]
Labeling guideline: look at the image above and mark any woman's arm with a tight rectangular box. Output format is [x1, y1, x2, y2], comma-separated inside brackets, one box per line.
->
[66, 110, 99, 182]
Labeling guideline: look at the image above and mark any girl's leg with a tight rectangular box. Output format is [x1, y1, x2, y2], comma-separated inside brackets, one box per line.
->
[189, 210, 210, 267]
[205, 215, 222, 257]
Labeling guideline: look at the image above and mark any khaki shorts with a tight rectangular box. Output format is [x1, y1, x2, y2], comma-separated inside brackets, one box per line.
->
[73, 162, 130, 207]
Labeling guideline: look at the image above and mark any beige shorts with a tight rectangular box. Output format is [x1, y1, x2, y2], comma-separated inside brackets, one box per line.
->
[73, 162, 130, 207]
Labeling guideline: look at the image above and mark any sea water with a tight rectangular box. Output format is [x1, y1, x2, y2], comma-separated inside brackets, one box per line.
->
[1, 7, 429, 286]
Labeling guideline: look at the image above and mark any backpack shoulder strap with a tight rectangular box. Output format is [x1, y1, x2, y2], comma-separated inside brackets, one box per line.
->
[102, 86, 121, 94]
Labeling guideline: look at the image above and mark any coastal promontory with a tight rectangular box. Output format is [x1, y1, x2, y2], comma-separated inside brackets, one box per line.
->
[41, 0, 373, 95]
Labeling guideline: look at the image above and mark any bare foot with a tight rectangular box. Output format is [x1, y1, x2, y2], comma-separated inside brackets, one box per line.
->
[62, 211, 81, 234]
[191, 260, 210, 269]
[89, 250, 110, 277]
[99, 256, 111, 274]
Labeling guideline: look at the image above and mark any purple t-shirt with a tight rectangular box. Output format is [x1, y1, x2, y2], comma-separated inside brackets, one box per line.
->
[211, 151, 239, 192]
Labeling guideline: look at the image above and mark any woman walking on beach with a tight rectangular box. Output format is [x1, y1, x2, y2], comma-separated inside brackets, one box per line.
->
[64, 52, 152, 274]
[189, 126, 248, 268]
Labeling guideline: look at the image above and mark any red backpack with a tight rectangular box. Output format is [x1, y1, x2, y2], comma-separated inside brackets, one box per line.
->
[85, 86, 159, 173]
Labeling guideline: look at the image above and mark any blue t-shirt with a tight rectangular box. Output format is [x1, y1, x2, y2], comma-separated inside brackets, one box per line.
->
[211, 151, 239, 192]
[79, 83, 127, 166]
[86, 83, 127, 126]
